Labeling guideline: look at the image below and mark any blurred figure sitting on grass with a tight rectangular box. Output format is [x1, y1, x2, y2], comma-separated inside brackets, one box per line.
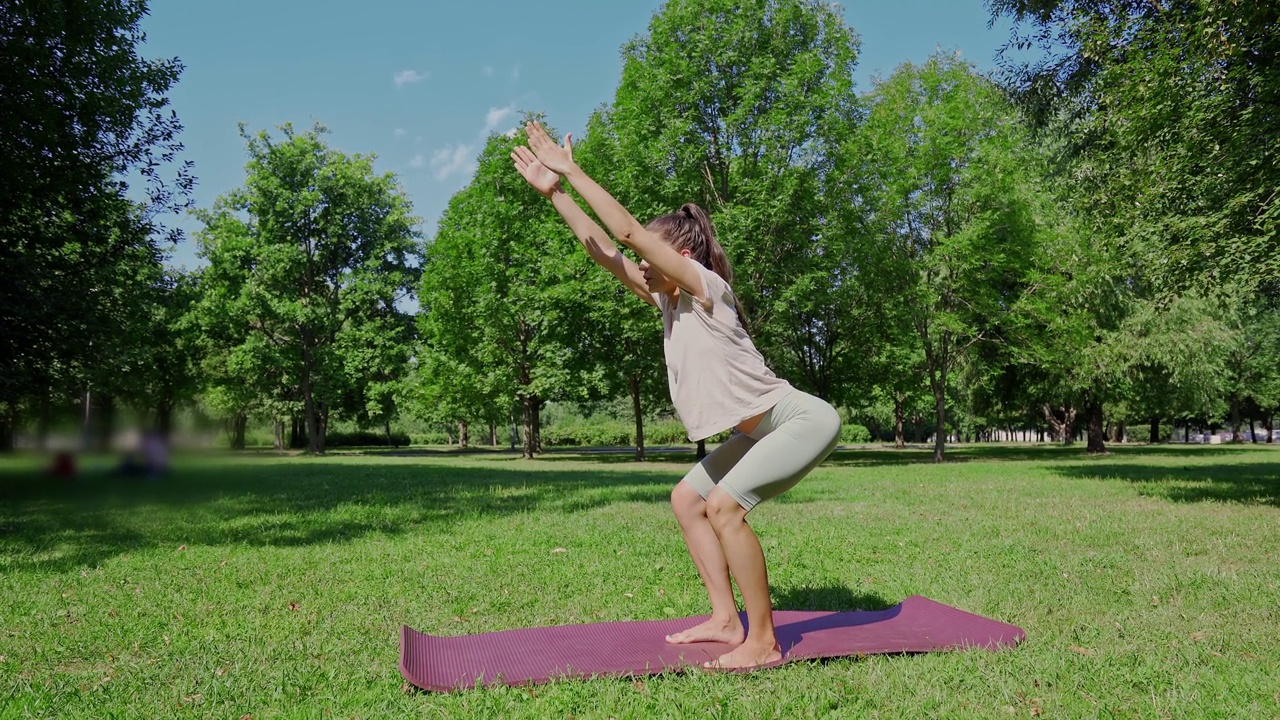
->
[117, 429, 170, 480]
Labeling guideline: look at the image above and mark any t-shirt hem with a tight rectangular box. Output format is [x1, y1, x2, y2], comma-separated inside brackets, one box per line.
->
[683, 384, 796, 442]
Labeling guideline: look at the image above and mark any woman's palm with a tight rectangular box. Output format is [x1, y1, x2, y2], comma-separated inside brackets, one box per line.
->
[519, 158, 559, 195]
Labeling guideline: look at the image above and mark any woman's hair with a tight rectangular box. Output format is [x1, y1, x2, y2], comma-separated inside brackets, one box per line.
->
[646, 203, 750, 332]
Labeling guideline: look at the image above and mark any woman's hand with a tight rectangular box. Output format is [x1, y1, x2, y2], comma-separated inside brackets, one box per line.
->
[525, 121, 576, 175]
[511, 145, 561, 198]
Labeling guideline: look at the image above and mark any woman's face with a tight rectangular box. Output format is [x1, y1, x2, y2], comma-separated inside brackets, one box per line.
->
[639, 246, 693, 294]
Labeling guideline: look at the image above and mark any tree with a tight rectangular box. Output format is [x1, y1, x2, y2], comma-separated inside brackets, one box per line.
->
[0, 0, 193, 449]
[128, 268, 203, 439]
[195, 123, 420, 453]
[417, 127, 584, 459]
[855, 54, 1044, 461]
[599, 0, 866, 405]
[990, 0, 1280, 296]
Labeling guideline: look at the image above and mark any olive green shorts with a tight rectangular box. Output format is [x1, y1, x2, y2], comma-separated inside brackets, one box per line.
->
[680, 389, 841, 512]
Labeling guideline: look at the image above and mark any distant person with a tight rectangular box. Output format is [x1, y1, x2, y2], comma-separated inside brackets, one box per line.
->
[117, 430, 170, 479]
[140, 429, 170, 478]
[45, 451, 77, 479]
[511, 122, 841, 671]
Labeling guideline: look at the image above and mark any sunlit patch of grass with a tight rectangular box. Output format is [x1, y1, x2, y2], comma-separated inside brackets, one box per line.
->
[1, 444, 1278, 718]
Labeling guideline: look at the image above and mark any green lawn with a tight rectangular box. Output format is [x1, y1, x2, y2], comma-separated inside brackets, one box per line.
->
[2, 443, 1278, 719]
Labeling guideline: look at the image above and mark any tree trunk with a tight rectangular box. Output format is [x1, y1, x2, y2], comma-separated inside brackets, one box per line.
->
[1265, 413, 1274, 444]
[290, 415, 304, 449]
[1229, 393, 1242, 443]
[0, 405, 15, 452]
[696, 439, 707, 459]
[533, 401, 542, 455]
[231, 413, 247, 450]
[1043, 404, 1076, 445]
[458, 421, 469, 449]
[32, 396, 50, 451]
[95, 394, 116, 453]
[156, 402, 174, 441]
[384, 420, 393, 447]
[301, 343, 323, 454]
[1085, 400, 1108, 455]
[273, 420, 285, 450]
[932, 381, 946, 463]
[1149, 416, 1160, 444]
[630, 375, 645, 462]
[488, 422, 497, 447]
[521, 395, 535, 459]
[893, 393, 906, 450]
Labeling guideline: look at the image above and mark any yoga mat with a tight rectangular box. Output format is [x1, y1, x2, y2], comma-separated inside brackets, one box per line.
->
[400, 595, 1025, 692]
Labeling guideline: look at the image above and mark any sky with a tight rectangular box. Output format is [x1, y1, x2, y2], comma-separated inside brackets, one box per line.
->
[138, 0, 1027, 271]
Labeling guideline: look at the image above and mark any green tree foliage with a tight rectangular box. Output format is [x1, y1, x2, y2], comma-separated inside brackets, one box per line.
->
[194, 123, 420, 453]
[0, 0, 193, 448]
[598, 0, 866, 403]
[415, 128, 584, 459]
[571, 120, 671, 461]
[856, 54, 1044, 461]
[990, 0, 1280, 296]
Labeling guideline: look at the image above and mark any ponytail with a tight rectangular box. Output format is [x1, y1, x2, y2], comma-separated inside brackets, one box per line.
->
[646, 203, 751, 334]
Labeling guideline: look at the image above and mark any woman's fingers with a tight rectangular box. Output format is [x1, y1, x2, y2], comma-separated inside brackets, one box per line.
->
[513, 145, 538, 164]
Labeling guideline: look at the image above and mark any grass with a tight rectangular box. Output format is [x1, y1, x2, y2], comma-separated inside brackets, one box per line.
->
[2, 443, 1278, 719]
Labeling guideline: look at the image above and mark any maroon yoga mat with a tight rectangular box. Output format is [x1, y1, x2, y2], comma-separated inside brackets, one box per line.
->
[399, 595, 1025, 692]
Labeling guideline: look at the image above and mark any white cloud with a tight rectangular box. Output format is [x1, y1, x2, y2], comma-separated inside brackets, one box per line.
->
[394, 69, 429, 87]
[482, 104, 516, 136]
[511, 64, 521, 82]
[430, 144, 475, 181]
[501, 127, 518, 138]
[409, 154, 425, 168]
[394, 128, 407, 139]
[483, 66, 494, 78]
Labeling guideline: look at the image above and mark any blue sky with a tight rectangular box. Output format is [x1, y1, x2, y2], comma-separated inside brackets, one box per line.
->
[139, 0, 1026, 270]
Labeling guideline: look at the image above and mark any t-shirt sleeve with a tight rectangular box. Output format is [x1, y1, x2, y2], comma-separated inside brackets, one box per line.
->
[691, 260, 733, 310]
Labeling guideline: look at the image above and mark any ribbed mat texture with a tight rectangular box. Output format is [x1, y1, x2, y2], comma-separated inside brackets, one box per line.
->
[400, 595, 1025, 692]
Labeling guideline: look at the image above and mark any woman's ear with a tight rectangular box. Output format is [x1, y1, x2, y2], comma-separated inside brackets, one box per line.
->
[679, 248, 693, 258]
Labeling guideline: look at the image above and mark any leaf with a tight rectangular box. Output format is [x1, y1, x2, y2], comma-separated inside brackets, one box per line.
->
[1068, 645, 1094, 656]
[287, 603, 299, 612]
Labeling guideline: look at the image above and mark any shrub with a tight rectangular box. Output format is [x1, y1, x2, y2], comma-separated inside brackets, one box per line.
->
[840, 423, 871, 444]
[325, 430, 411, 448]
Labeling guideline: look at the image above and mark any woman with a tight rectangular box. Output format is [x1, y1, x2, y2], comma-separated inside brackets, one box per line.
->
[512, 121, 841, 671]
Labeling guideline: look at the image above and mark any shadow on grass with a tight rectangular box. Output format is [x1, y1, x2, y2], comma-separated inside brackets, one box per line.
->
[772, 585, 894, 612]
[380, 442, 1275, 469]
[1050, 461, 1280, 506]
[821, 443, 1273, 467]
[0, 457, 677, 573]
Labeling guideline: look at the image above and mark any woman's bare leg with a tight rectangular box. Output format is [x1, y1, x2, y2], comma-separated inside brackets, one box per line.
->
[666, 482, 745, 645]
[703, 487, 781, 668]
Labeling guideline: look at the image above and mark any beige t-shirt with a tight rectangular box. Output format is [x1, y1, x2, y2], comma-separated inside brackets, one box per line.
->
[655, 259, 793, 441]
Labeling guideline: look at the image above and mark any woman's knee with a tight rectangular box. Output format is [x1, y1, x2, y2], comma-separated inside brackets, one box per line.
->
[706, 488, 747, 533]
[670, 482, 707, 521]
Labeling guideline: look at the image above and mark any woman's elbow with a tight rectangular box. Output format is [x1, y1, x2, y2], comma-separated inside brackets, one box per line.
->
[617, 222, 643, 249]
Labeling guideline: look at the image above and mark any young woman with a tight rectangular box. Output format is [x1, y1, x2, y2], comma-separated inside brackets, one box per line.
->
[512, 121, 841, 671]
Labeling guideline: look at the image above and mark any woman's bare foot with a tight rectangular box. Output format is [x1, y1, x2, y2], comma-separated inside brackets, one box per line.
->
[665, 616, 744, 645]
[703, 640, 783, 670]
